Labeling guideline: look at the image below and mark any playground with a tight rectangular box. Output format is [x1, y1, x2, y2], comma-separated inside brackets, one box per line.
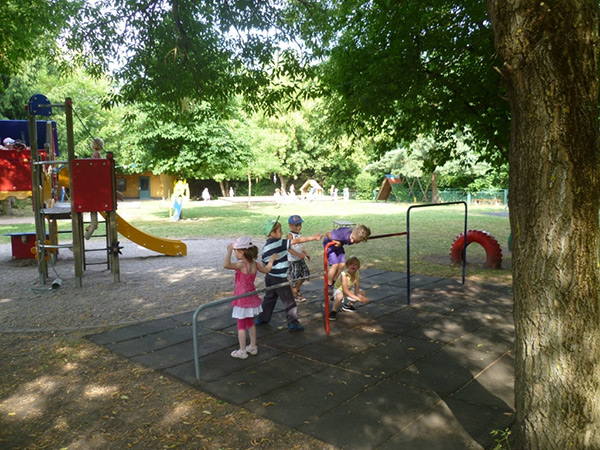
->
[0, 198, 514, 449]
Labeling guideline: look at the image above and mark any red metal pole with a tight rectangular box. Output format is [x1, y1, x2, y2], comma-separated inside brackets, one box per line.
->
[323, 241, 336, 335]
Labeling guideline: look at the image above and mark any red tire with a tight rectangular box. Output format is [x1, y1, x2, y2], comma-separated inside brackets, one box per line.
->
[449, 230, 502, 269]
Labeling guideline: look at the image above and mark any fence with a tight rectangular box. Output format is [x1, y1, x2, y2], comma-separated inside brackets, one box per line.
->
[377, 188, 508, 206]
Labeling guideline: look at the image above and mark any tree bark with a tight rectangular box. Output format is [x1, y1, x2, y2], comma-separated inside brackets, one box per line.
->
[488, 1, 600, 448]
[247, 172, 252, 208]
[431, 171, 439, 203]
[1, 197, 13, 215]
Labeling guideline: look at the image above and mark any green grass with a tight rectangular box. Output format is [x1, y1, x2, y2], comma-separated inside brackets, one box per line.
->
[0, 199, 512, 282]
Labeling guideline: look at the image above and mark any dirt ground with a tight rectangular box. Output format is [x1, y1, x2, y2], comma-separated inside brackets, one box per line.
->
[0, 206, 334, 449]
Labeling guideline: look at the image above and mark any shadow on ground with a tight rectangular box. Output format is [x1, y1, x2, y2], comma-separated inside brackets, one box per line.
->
[88, 269, 514, 450]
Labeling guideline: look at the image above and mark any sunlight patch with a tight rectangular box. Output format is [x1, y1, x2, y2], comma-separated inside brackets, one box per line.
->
[1, 376, 59, 420]
[159, 401, 194, 427]
[84, 383, 118, 399]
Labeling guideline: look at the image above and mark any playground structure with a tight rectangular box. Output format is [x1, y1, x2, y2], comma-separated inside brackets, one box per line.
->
[374, 174, 403, 201]
[169, 180, 189, 221]
[449, 229, 503, 269]
[192, 202, 469, 376]
[2, 95, 186, 287]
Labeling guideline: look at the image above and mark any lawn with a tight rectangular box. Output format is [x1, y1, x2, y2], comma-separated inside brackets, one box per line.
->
[0, 198, 512, 282]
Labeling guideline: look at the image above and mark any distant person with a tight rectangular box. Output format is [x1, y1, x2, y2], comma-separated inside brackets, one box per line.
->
[274, 188, 282, 207]
[329, 256, 370, 321]
[288, 184, 297, 203]
[287, 215, 312, 303]
[223, 237, 277, 359]
[13, 139, 27, 150]
[255, 217, 322, 332]
[229, 187, 235, 197]
[343, 187, 350, 204]
[333, 188, 339, 206]
[2, 138, 15, 150]
[202, 188, 210, 202]
[323, 224, 371, 299]
[91, 137, 104, 158]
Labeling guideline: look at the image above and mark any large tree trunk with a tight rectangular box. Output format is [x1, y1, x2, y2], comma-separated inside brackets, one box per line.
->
[488, 1, 600, 448]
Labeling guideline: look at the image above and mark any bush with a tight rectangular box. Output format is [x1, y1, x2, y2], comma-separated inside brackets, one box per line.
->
[354, 172, 379, 199]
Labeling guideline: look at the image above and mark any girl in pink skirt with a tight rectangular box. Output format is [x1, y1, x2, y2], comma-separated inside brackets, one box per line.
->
[223, 237, 277, 359]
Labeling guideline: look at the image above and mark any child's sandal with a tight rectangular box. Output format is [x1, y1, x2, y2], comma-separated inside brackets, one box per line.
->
[231, 349, 248, 359]
[246, 345, 258, 356]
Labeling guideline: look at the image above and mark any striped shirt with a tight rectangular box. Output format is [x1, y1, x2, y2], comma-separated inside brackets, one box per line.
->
[262, 238, 291, 278]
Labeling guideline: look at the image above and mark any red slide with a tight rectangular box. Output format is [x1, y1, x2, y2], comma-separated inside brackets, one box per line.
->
[450, 230, 502, 269]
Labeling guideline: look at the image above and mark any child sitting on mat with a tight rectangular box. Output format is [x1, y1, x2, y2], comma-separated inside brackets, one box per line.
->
[323, 224, 371, 298]
[224, 237, 278, 359]
[329, 255, 369, 320]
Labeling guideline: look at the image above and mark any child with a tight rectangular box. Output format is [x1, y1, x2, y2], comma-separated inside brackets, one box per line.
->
[255, 217, 322, 332]
[224, 236, 278, 359]
[329, 256, 369, 321]
[323, 224, 371, 298]
[287, 215, 311, 302]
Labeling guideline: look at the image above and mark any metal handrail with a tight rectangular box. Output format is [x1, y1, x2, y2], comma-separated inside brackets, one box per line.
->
[193, 272, 324, 379]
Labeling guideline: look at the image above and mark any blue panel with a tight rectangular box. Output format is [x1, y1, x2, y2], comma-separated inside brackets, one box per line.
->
[0, 120, 60, 156]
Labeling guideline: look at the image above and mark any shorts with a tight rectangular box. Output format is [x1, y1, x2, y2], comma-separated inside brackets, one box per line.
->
[288, 259, 310, 283]
[333, 288, 353, 303]
[326, 246, 346, 265]
[237, 317, 255, 330]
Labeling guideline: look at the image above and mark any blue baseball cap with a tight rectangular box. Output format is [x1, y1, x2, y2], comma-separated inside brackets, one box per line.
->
[288, 215, 304, 225]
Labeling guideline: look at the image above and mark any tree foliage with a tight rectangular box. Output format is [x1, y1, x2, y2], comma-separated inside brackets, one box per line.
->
[0, 0, 82, 87]
[295, 0, 509, 166]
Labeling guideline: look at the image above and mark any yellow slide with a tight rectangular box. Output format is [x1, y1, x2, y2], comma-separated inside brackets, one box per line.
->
[102, 212, 187, 257]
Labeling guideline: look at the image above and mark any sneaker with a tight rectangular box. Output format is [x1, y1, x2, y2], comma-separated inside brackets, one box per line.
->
[246, 345, 258, 356]
[329, 311, 337, 321]
[295, 295, 307, 303]
[231, 349, 248, 359]
[288, 322, 305, 332]
[254, 317, 267, 326]
[342, 303, 358, 312]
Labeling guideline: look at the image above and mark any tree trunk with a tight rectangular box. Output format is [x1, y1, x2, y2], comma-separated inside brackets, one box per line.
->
[279, 174, 288, 193]
[1, 197, 13, 215]
[431, 171, 439, 203]
[488, 1, 600, 448]
[247, 172, 252, 208]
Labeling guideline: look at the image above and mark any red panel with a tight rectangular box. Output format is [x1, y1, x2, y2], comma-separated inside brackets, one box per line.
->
[71, 159, 114, 212]
[9, 233, 37, 259]
[0, 150, 46, 191]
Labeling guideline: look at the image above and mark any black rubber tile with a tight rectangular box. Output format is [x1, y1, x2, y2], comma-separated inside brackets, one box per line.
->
[377, 401, 489, 450]
[292, 327, 394, 365]
[394, 351, 481, 397]
[452, 352, 514, 409]
[404, 313, 488, 344]
[299, 379, 441, 449]
[87, 317, 183, 345]
[105, 325, 195, 357]
[166, 344, 285, 383]
[374, 307, 444, 335]
[131, 332, 235, 369]
[201, 353, 324, 405]
[340, 334, 442, 378]
[244, 365, 378, 428]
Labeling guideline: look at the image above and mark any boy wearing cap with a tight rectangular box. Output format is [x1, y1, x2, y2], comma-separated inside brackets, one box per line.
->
[287, 215, 311, 302]
[256, 218, 322, 331]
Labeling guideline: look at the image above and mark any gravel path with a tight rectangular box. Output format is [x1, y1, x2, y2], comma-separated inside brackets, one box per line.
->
[0, 236, 268, 333]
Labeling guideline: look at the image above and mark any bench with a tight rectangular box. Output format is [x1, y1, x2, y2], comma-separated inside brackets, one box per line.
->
[333, 220, 356, 229]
